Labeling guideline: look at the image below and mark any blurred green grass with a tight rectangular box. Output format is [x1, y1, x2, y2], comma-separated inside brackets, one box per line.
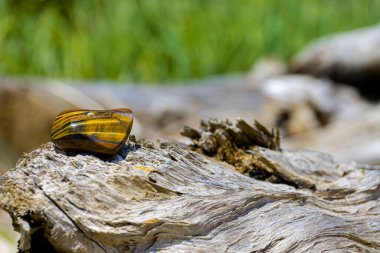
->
[0, 0, 379, 82]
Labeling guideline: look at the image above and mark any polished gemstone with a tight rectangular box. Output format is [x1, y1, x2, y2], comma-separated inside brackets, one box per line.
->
[51, 108, 133, 155]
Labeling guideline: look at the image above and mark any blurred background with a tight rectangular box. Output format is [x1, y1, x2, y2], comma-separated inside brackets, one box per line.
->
[1, 1, 380, 251]
[0, 0, 379, 81]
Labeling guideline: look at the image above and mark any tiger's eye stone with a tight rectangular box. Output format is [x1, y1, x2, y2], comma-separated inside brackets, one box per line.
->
[51, 108, 133, 155]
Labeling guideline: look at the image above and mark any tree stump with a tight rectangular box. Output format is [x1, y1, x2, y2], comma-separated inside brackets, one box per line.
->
[0, 119, 379, 252]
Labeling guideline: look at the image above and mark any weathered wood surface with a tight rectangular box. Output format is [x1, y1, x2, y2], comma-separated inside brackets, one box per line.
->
[0, 130, 379, 252]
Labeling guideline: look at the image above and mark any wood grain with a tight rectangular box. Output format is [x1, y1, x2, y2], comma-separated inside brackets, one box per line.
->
[0, 139, 379, 252]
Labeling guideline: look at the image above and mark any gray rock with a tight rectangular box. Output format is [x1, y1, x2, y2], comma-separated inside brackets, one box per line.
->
[245, 57, 287, 87]
[260, 74, 336, 113]
[291, 25, 380, 100]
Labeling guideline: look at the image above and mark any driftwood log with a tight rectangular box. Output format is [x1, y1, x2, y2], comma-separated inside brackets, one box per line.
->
[0, 119, 379, 252]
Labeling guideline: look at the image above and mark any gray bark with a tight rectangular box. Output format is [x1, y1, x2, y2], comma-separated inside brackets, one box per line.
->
[0, 134, 379, 252]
